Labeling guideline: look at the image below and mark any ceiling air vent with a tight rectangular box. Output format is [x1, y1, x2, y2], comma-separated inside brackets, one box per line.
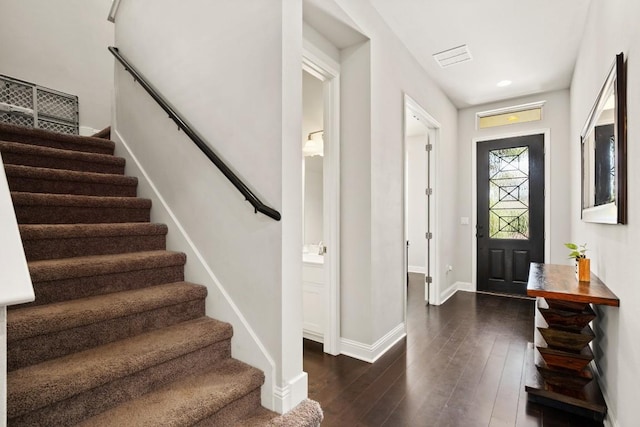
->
[433, 44, 472, 68]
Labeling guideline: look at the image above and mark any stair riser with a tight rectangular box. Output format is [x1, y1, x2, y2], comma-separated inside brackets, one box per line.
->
[23, 234, 166, 261]
[8, 340, 231, 426]
[195, 389, 262, 427]
[1, 151, 124, 174]
[7, 175, 137, 197]
[8, 299, 206, 371]
[23, 266, 185, 307]
[14, 205, 150, 224]
[0, 133, 114, 155]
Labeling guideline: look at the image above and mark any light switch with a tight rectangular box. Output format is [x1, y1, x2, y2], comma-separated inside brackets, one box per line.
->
[460, 217, 469, 225]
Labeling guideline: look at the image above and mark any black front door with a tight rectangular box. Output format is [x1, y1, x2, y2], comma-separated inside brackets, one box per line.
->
[477, 134, 544, 295]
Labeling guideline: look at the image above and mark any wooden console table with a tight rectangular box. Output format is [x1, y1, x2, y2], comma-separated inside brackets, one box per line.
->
[525, 263, 619, 422]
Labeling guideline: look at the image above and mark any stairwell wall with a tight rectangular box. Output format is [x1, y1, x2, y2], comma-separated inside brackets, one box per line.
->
[0, 0, 114, 133]
[112, 0, 304, 413]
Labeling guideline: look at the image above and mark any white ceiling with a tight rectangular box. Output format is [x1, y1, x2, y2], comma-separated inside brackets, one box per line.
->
[370, 0, 592, 108]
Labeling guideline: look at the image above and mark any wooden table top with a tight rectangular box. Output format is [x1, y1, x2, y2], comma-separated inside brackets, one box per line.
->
[527, 263, 620, 307]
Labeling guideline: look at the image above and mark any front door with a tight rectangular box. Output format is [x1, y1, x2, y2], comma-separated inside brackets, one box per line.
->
[477, 134, 544, 295]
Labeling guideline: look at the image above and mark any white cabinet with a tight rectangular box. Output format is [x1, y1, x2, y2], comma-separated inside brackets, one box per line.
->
[302, 259, 324, 343]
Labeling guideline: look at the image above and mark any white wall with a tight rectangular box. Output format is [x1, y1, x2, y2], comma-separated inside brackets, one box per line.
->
[304, 157, 323, 245]
[407, 135, 427, 272]
[321, 0, 459, 346]
[113, 0, 304, 412]
[0, 0, 114, 132]
[569, 1, 640, 425]
[302, 71, 323, 245]
[456, 89, 571, 286]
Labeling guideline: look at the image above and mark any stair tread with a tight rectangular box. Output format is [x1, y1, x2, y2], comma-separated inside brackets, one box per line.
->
[0, 123, 115, 154]
[10, 191, 151, 208]
[77, 358, 263, 427]
[0, 140, 124, 166]
[8, 282, 206, 341]
[8, 317, 233, 418]
[235, 400, 323, 427]
[28, 250, 186, 282]
[4, 164, 136, 185]
[19, 222, 167, 240]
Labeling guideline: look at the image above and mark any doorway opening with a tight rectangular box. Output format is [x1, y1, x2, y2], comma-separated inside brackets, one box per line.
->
[404, 95, 440, 314]
[473, 132, 549, 295]
[301, 50, 340, 355]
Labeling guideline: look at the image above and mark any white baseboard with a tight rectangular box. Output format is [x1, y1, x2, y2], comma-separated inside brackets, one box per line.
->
[273, 372, 308, 414]
[439, 281, 458, 305]
[340, 323, 406, 363]
[1, 307, 6, 424]
[112, 129, 279, 410]
[436, 281, 474, 306]
[408, 265, 426, 274]
[456, 282, 474, 292]
[79, 126, 100, 136]
[592, 363, 618, 427]
[302, 330, 323, 343]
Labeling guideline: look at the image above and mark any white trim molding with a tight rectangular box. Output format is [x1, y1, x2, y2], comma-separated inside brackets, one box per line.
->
[340, 323, 406, 363]
[303, 39, 341, 357]
[1, 307, 7, 424]
[302, 330, 324, 343]
[112, 129, 278, 410]
[439, 281, 459, 305]
[455, 282, 475, 292]
[273, 372, 309, 414]
[434, 282, 475, 306]
[408, 265, 426, 274]
[592, 361, 619, 427]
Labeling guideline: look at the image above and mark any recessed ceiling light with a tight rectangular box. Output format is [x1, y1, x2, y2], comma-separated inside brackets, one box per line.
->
[497, 80, 512, 87]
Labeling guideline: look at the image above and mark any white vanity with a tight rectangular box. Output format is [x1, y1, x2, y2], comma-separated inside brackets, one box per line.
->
[302, 247, 324, 343]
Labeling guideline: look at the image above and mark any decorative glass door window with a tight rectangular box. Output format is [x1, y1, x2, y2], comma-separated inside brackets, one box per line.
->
[488, 147, 529, 239]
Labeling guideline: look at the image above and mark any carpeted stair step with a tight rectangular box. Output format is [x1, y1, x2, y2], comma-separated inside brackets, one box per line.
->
[0, 141, 125, 174]
[235, 399, 324, 427]
[92, 126, 111, 139]
[7, 282, 207, 371]
[7, 317, 233, 426]
[0, 122, 114, 155]
[20, 223, 167, 261]
[4, 164, 137, 197]
[11, 192, 151, 224]
[76, 358, 264, 427]
[25, 250, 186, 306]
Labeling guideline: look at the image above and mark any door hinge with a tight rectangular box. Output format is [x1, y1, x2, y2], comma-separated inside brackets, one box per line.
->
[425, 188, 433, 196]
[425, 232, 433, 240]
[425, 144, 433, 152]
[425, 276, 432, 284]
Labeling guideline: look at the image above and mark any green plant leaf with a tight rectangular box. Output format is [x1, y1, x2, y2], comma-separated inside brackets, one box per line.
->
[565, 243, 578, 250]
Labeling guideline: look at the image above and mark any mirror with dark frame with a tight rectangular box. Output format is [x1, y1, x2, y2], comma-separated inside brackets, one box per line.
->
[581, 52, 627, 224]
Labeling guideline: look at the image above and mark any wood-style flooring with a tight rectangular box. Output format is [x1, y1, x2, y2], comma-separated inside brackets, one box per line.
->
[303, 273, 604, 427]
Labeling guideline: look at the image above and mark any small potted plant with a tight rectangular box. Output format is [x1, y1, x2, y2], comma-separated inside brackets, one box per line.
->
[565, 242, 590, 282]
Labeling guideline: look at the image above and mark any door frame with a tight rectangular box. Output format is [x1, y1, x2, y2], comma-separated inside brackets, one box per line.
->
[303, 44, 341, 355]
[471, 129, 551, 291]
[403, 94, 441, 315]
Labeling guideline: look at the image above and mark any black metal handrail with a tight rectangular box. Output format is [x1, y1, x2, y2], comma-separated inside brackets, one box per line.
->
[108, 46, 281, 221]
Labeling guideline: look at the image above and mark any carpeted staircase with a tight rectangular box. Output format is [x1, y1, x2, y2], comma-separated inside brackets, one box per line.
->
[1, 123, 322, 426]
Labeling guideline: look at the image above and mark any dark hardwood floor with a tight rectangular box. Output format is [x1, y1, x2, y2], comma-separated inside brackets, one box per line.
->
[303, 273, 604, 427]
